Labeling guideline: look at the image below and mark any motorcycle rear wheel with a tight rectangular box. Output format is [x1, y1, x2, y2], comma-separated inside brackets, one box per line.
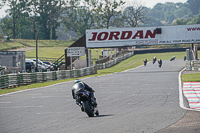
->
[83, 101, 94, 117]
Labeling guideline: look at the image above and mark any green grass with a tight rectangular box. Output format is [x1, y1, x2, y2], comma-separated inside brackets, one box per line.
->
[0, 41, 25, 50]
[1, 51, 195, 95]
[24, 40, 74, 47]
[1, 39, 199, 95]
[26, 47, 66, 61]
[0, 78, 77, 95]
[97, 51, 187, 75]
[0, 39, 74, 51]
[181, 73, 200, 82]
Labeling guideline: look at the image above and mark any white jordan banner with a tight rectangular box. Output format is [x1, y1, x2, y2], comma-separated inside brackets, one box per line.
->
[86, 24, 200, 48]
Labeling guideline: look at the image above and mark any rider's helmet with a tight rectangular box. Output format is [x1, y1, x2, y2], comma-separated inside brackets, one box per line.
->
[74, 79, 81, 84]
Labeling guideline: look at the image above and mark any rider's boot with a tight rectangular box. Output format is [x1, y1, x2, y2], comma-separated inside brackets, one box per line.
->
[90, 93, 97, 107]
[91, 97, 97, 107]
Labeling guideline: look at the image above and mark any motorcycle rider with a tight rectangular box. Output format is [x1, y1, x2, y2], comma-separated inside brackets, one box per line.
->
[143, 58, 147, 66]
[153, 56, 157, 64]
[72, 79, 97, 108]
[158, 59, 162, 67]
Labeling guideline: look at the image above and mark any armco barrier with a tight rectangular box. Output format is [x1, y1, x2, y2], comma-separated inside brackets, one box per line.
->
[96, 52, 134, 70]
[185, 60, 199, 71]
[0, 52, 134, 89]
[0, 75, 9, 88]
[0, 66, 97, 89]
[192, 60, 199, 71]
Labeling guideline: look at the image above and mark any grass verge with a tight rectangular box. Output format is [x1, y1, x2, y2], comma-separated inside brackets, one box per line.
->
[181, 73, 200, 82]
[0, 51, 199, 95]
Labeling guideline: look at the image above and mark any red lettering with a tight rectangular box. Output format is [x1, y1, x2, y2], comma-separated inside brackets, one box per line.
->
[109, 31, 120, 40]
[88, 29, 156, 41]
[97, 32, 109, 41]
[145, 30, 156, 38]
[89, 32, 97, 41]
[132, 30, 143, 39]
[121, 31, 132, 39]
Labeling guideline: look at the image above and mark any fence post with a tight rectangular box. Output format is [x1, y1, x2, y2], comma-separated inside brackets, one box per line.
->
[70, 70, 74, 78]
[52, 71, 57, 80]
[31, 73, 37, 83]
[193, 60, 198, 71]
[42, 72, 47, 81]
[61, 70, 66, 79]
[0, 75, 9, 89]
[17, 74, 23, 86]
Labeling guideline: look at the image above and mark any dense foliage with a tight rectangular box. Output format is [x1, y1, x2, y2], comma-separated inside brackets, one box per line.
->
[0, 0, 199, 40]
[149, 0, 200, 25]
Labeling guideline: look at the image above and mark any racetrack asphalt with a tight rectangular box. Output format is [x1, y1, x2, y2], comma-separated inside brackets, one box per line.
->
[156, 110, 200, 133]
[0, 59, 199, 133]
[156, 70, 200, 133]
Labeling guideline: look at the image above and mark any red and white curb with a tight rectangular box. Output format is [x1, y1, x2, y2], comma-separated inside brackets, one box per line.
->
[182, 82, 200, 109]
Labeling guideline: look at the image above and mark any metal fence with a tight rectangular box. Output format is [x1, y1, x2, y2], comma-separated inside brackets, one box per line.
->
[96, 52, 134, 69]
[0, 66, 97, 89]
[0, 52, 134, 89]
[185, 60, 200, 71]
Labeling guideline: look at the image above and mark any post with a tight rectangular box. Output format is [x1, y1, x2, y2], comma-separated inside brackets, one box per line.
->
[70, 56, 72, 70]
[86, 48, 91, 67]
[35, 28, 38, 72]
[192, 43, 194, 50]
[194, 45, 198, 60]
[96, 49, 98, 62]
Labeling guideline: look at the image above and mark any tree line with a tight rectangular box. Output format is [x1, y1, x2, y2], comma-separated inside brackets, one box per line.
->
[0, 0, 199, 40]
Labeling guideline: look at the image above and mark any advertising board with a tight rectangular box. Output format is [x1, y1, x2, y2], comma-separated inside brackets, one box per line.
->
[66, 47, 85, 57]
[86, 24, 200, 48]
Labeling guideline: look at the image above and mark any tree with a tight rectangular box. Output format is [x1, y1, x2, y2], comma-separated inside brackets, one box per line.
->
[28, 0, 39, 39]
[187, 13, 200, 24]
[1, 0, 31, 39]
[92, 0, 125, 29]
[37, 0, 65, 40]
[186, 0, 200, 15]
[144, 17, 163, 26]
[123, 5, 148, 27]
[173, 18, 189, 25]
[0, 17, 13, 36]
[149, 3, 164, 20]
[61, 0, 95, 38]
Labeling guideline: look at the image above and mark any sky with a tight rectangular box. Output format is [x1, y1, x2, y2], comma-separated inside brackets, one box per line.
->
[128, 0, 188, 8]
[0, 0, 188, 18]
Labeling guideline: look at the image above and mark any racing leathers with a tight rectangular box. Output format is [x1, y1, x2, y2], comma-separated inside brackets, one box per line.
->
[72, 82, 97, 107]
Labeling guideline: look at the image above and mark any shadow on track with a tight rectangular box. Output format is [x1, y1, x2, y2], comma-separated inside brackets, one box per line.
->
[95, 114, 114, 117]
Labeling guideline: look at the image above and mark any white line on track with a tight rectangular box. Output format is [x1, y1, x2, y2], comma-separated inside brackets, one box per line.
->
[26, 93, 42, 95]
[0, 106, 42, 108]
[31, 96, 67, 98]
[0, 102, 11, 103]
[36, 112, 69, 115]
